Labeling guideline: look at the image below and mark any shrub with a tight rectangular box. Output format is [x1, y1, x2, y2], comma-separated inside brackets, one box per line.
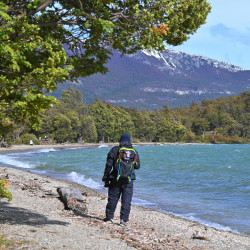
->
[209, 134, 229, 144]
[19, 133, 40, 145]
[228, 136, 243, 144]
[183, 131, 196, 142]
[0, 178, 13, 201]
[0, 235, 16, 248]
[0, 234, 29, 248]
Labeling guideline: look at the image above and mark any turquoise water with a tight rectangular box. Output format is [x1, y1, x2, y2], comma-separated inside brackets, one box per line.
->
[1, 144, 249, 235]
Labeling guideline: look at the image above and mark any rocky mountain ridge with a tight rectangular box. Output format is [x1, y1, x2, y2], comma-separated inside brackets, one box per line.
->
[54, 47, 250, 110]
[140, 48, 243, 74]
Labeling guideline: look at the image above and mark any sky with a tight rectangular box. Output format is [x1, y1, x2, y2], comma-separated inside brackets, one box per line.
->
[171, 0, 250, 70]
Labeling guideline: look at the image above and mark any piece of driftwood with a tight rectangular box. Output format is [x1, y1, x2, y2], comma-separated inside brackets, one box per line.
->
[57, 187, 88, 215]
[192, 234, 209, 241]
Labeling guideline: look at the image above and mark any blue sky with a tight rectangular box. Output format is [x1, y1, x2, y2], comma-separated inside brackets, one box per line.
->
[171, 0, 250, 70]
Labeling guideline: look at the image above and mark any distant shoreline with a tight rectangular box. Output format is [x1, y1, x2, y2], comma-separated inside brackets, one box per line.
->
[0, 142, 211, 154]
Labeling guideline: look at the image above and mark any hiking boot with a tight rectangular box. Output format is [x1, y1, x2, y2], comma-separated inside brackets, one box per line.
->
[120, 219, 127, 226]
[103, 218, 113, 223]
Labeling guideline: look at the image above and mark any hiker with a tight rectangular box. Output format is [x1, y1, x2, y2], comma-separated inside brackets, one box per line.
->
[102, 133, 140, 226]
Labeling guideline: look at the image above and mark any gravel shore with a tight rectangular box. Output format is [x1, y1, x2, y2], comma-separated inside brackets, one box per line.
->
[0, 145, 249, 249]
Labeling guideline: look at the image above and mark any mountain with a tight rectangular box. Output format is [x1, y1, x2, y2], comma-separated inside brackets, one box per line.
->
[54, 48, 250, 110]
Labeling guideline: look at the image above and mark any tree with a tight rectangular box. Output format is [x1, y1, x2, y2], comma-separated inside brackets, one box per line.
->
[89, 100, 115, 142]
[129, 109, 155, 142]
[53, 113, 75, 143]
[191, 117, 209, 138]
[0, 0, 211, 133]
[107, 105, 135, 142]
[172, 121, 187, 142]
[38, 88, 96, 143]
[58, 88, 89, 142]
[81, 115, 97, 143]
[60, 87, 87, 112]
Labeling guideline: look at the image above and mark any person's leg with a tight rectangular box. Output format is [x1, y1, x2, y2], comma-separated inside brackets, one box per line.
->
[105, 181, 121, 220]
[120, 181, 133, 222]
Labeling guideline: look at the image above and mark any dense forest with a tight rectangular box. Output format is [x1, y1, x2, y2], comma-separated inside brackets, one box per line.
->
[2, 89, 250, 145]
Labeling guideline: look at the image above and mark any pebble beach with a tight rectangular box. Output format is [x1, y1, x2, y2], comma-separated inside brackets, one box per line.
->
[0, 145, 249, 249]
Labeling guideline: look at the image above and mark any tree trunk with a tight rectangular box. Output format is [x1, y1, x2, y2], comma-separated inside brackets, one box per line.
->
[57, 187, 88, 214]
[78, 135, 83, 143]
[0, 134, 6, 144]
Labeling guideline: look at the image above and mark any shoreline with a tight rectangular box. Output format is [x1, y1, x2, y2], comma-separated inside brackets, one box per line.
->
[0, 145, 249, 249]
[0, 142, 212, 154]
[0, 141, 249, 155]
[1, 165, 249, 249]
[1, 161, 246, 237]
[1, 144, 249, 233]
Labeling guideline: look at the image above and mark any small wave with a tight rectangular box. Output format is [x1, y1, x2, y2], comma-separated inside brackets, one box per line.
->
[98, 144, 109, 148]
[67, 171, 102, 189]
[132, 197, 156, 207]
[11, 148, 57, 156]
[0, 155, 34, 169]
[181, 214, 239, 234]
[35, 148, 57, 153]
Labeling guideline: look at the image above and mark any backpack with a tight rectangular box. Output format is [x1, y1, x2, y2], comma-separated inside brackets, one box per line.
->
[115, 147, 138, 182]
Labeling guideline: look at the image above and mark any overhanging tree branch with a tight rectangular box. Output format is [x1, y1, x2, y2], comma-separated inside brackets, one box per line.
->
[0, 0, 211, 129]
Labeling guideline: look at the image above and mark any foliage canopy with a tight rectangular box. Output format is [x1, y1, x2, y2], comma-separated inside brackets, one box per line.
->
[0, 0, 211, 134]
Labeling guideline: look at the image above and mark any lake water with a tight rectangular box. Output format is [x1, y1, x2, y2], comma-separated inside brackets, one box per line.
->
[0, 144, 249, 236]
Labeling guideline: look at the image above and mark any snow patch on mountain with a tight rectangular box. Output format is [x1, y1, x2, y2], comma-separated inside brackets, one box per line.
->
[139, 48, 244, 73]
[107, 98, 145, 104]
[141, 87, 235, 96]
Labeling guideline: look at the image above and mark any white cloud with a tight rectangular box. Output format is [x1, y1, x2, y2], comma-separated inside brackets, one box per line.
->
[207, 0, 250, 29]
[210, 24, 250, 46]
[171, 1, 250, 70]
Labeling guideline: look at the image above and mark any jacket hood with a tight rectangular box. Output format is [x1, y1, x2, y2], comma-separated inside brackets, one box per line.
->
[119, 141, 133, 148]
[119, 133, 131, 143]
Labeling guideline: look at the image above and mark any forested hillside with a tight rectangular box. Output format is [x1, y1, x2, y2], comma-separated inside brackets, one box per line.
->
[3, 90, 249, 145]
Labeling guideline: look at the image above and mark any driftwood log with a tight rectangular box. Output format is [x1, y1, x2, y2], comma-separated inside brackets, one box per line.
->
[57, 187, 88, 215]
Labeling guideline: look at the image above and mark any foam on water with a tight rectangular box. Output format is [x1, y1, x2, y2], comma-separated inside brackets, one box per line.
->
[0, 155, 34, 169]
[67, 171, 102, 189]
[98, 144, 109, 148]
[132, 196, 239, 234]
[132, 197, 157, 207]
[9, 148, 57, 157]
[35, 148, 57, 153]
[181, 213, 239, 234]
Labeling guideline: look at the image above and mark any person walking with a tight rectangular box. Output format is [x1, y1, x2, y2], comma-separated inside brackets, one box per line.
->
[102, 133, 140, 226]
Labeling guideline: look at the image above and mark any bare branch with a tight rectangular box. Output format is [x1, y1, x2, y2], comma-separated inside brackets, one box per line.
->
[28, 0, 53, 16]
[0, 0, 53, 29]
[37, 20, 83, 26]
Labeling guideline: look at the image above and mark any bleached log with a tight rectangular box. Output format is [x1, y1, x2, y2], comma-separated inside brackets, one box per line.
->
[57, 187, 88, 214]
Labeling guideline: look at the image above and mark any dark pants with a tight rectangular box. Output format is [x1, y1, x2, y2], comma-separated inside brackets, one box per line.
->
[105, 180, 133, 222]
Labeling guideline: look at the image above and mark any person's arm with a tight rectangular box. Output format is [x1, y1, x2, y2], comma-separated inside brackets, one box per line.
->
[102, 149, 114, 182]
[134, 150, 140, 170]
